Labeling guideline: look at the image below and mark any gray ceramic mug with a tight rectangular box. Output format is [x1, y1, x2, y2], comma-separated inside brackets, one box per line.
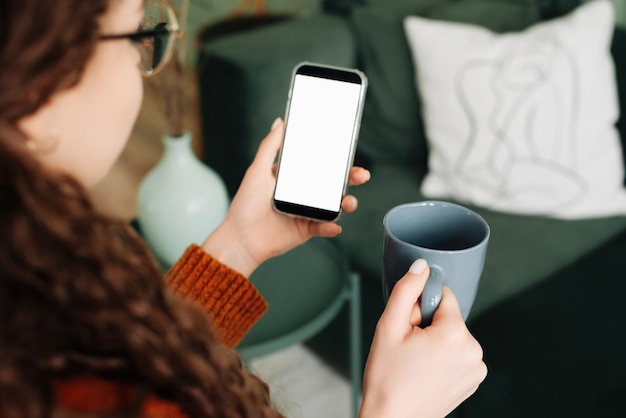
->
[383, 201, 490, 326]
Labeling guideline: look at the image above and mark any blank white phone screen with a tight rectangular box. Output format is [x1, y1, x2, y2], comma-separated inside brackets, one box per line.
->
[274, 73, 362, 212]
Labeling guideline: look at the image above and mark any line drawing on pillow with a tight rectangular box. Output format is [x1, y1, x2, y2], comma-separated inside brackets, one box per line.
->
[453, 36, 587, 214]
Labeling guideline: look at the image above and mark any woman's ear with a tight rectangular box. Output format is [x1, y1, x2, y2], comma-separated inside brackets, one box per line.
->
[17, 96, 60, 154]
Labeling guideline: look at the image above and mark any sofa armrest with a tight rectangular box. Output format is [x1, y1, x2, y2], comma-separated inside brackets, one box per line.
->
[195, 13, 356, 195]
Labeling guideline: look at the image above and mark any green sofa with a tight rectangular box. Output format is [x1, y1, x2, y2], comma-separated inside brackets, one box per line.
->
[196, 0, 626, 415]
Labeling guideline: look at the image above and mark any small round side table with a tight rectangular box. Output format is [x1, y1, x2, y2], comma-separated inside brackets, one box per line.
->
[237, 238, 362, 418]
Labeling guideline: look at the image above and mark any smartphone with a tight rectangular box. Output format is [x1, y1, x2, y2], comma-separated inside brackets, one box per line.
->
[272, 62, 368, 221]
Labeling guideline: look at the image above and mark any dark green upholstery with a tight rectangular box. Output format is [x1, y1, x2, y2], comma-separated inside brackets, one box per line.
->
[322, 0, 366, 14]
[196, 0, 626, 414]
[459, 229, 626, 417]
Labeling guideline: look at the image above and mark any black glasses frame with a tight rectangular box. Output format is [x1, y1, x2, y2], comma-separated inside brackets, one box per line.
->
[99, 2, 181, 77]
[99, 26, 170, 43]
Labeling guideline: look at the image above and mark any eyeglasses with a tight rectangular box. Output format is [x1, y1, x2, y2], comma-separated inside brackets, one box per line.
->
[99, 1, 182, 77]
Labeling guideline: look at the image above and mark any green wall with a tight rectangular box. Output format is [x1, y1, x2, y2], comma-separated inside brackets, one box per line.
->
[183, 0, 625, 38]
[179, 0, 625, 58]
[611, 0, 626, 26]
[184, 0, 319, 43]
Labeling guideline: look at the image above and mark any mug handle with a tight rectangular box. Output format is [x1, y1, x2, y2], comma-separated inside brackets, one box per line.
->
[420, 265, 444, 327]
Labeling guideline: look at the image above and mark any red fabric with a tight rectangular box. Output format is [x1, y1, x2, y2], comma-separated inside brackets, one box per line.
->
[55, 378, 186, 417]
[53, 245, 267, 416]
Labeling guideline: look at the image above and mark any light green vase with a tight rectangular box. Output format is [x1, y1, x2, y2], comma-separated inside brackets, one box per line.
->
[137, 131, 229, 266]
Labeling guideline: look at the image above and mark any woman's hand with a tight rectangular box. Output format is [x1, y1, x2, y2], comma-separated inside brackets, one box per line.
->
[359, 259, 487, 418]
[201, 118, 370, 276]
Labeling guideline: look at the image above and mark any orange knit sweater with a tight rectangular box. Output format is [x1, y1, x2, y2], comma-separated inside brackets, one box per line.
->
[53, 244, 268, 417]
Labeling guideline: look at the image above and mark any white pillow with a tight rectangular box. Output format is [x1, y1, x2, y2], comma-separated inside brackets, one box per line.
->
[404, 0, 626, 219]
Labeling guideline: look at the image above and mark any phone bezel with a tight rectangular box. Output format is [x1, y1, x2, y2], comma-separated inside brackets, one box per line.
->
[272, 62, 368, 222]
[272, 200, 341, 221]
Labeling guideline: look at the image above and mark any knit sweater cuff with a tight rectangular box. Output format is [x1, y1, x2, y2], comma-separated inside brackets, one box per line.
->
[165, 244, 267, 348]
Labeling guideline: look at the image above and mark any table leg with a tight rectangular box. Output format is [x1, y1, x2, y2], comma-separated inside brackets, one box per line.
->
[348, 271, 362, 418]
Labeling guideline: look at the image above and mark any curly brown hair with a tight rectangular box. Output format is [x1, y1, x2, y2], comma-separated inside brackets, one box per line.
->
[0, 1, 283, 417]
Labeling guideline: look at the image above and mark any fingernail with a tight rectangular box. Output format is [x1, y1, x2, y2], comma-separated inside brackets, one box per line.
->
[342, 195, 357, 210]
[409, 259, 427, 275]
[271, 117, 282, 131]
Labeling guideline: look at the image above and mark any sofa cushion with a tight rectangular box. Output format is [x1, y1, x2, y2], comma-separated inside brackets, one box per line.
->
[349, 0, 446, 168]
[336, 162, 626, 316]
[404, 0, 626, 219]
[539, 0, 583, 18]
[350, 0, 541, 166]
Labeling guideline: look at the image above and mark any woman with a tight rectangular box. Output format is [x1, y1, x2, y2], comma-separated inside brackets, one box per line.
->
[0, 0, 486, 417]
